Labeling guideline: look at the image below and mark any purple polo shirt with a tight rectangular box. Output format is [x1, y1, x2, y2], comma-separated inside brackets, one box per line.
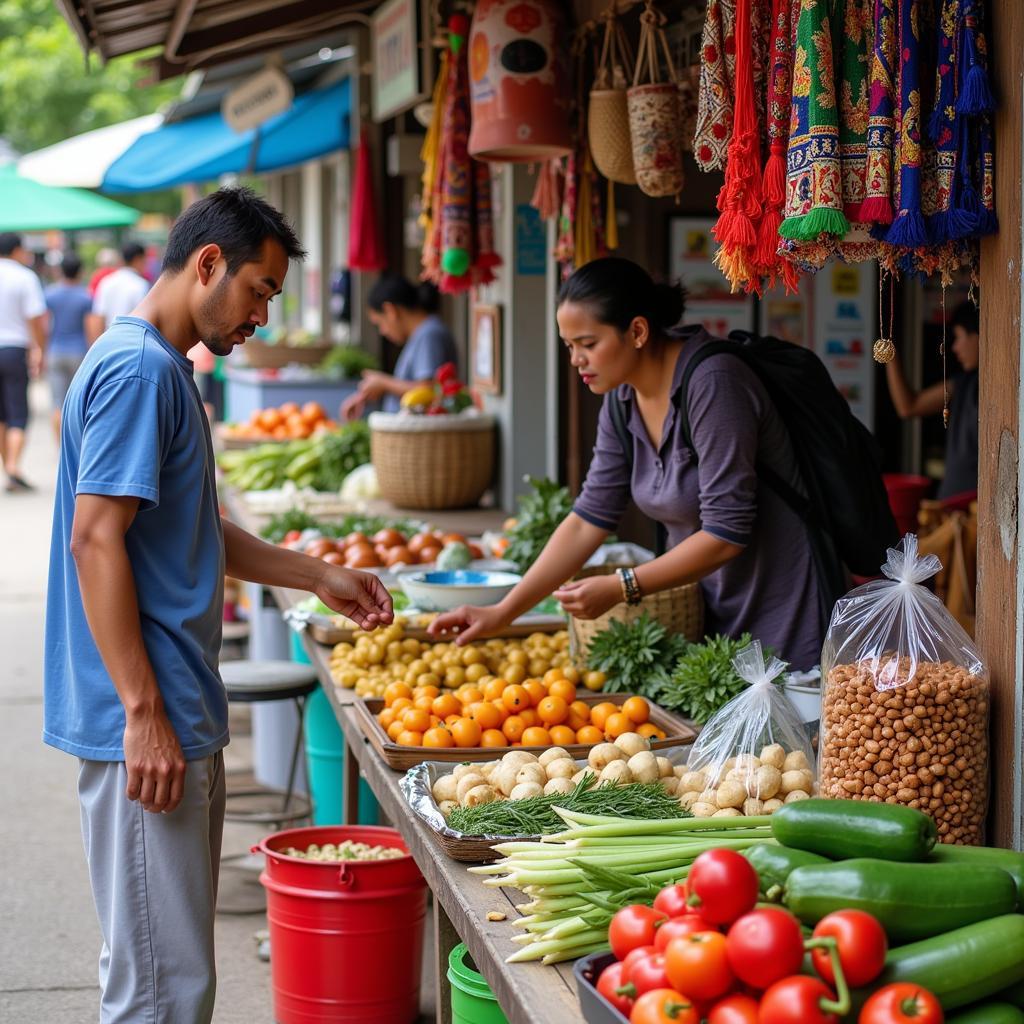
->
[573, 327, 825, 670]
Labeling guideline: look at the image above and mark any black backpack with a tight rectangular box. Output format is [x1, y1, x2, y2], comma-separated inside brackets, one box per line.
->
[608, 330, 898, 609]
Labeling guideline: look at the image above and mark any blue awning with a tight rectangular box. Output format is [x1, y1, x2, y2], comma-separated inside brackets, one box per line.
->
[102, 78, 350, 194]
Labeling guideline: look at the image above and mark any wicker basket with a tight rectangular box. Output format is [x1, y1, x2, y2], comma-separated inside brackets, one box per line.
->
[589, 11, 636, 184]
[569, 565, 705, 659]
[243, 338, 333, 369]
[369, 411, 495, 510]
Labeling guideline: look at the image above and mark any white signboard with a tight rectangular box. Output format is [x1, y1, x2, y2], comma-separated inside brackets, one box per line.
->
[372, 0, 424, 122]
[223, 66, 294, 134]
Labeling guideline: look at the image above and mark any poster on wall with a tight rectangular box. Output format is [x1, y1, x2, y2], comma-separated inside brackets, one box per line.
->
[372, 0, 427, 121]
[667, 217, 754, 337]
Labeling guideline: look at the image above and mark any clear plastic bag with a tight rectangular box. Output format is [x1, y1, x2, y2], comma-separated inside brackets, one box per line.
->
[820, 535, 989, 844]
[680, 641, 816, 819]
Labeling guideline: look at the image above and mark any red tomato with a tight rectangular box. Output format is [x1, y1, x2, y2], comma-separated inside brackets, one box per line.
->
[622, 952, 671, 999]
[609, 907, 667, 961]
[725, 908, 805, 990]
[759, 976, 840, 1024]
[621, 945, 659, 980]
[858, 983, 944, 1024]
[663, 931, 734, 1003]
[629, 988, 700, 1024]
[706, 993, 760, 1024]
[654, 915, 718, 953]
[811, 910, 888, 989]
[653, 883, 691, 919]
[596, 961, 634, 1017]
[283, 530, 302, 544]
[687, 849, 759, 925]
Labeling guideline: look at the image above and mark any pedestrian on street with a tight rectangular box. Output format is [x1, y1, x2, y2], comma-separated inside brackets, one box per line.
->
[0, 231, 48, 492]
[44, 187, 393, 1024]
[44, 251, 93, 441]
[86, 240, 151, 342]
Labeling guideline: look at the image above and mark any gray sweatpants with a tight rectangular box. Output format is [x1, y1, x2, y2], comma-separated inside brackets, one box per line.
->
[78, 752, 226, 1024]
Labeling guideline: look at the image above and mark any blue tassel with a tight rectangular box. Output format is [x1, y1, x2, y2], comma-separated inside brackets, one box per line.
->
[957, 61, 995, 116]
[885, 209, 930, 248]
[927, 210, 951, 244]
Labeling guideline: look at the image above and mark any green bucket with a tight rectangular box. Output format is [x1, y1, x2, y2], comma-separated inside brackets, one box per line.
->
[291, 631, 379, 826]
[447, 943, 509, 1024]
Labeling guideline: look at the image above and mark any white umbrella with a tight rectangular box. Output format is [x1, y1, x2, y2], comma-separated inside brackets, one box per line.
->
[17, 114, 163, 189]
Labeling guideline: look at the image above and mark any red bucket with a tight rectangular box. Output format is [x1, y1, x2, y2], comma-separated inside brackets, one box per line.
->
[883, 473, 932, 537]
[255, 825, 427, 1024]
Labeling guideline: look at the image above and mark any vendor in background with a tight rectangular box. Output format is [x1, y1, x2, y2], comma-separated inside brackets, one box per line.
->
[884, 301, 979, 500]
[430, 257, 825, 669]
[341, 274, 457, 420]
[44, 252, 93, 441]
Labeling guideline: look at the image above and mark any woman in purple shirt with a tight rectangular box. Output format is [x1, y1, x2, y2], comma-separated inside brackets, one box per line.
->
[431, 258, 825, 669]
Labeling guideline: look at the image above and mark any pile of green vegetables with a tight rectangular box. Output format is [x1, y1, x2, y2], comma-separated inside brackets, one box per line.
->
[259, 509, 423, 544]
[317, 345, 378, 379]
[586, 613, 763, 723]
[218, 421, 370, 492]
[504, 476, 574, 574]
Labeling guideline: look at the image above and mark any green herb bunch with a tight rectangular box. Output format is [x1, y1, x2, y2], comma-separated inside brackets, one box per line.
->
[585, 612, 690, 700]
[318, 345, 378, 378]
[504, 476, 574, 573]
[260, 509, 424, 543]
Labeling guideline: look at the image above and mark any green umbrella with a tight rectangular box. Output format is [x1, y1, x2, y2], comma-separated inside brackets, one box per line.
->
[0, 165, 139, 231]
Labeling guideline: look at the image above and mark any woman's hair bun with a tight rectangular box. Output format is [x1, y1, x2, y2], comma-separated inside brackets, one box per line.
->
[650, 281, 686, 330]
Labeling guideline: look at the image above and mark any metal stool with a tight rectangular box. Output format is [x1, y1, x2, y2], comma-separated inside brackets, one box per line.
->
[218, 660, 317, 914]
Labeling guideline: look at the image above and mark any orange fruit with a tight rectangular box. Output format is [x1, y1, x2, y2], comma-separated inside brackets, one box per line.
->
[569, 699, 591, 721]
[414, 684, 441, 700]
[480, 729, 508, 748]
[401, 707, 431, 733]
[622, 696, 650, 724]
[459, 686, 485, 705]
[548, 679, 577, 704]
[413, 695, 435, 712]
[590, 702, 618, 731]
[566, 708, 589, 732]
[575, 725, 604, 745]
[502, 715, 526, 743]
[604, 712, 632, 739]
[384, 681, 412, 706]
[451, 717, 482, 748]
[467, 701, 502, 731]
[561, 666, 581, 684]
[521, 726, 552, 747]
[483, 677, 506, 701]
[537, 695, 569, 726]
[279, 401, 300, 418]
[429, 714, 442, 728]
[390, 697, 413, 715]
[272, 425, 289, 439]
[423, 726, 454, 748]
[502, 684, 531, 711]
[378, 708, 397, 729]
[638, 723, 666, 740]
[387, 720, 405, 741]
[549, 724, 577, 747]
[444, 713, 462, 726]
[518, 708, 539, 728]
[583, 670, 607, 692]
[432, 693, 462, 719]
[523, 680, 546, 707]
[543, 667, 566, 686]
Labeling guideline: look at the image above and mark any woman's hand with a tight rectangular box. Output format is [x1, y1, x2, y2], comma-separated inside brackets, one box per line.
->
[553, 574, 622, 620]
[358, 369, 392, 402]
[427, 604, 509, 645]
[340, 392, 366, 421]
[315, 565, 394, 630]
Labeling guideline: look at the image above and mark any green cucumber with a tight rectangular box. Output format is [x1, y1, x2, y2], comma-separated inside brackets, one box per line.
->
[846, 915, 1024, 1018]
[771, 797, 937, 861]
[929, 844, 1024, 909]
[948, 1004, 1024, 1024]
[785, 859, 1017, 942]
[744, 845, 829, 900]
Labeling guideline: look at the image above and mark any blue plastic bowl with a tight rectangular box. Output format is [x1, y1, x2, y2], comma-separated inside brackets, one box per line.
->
[399, 570, 522, 611]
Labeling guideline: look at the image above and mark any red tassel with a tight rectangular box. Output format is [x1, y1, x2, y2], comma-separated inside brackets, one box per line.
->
[860, 195, 894, 225]
[763, 145, 786, 207]
[755, 205, 783, 272]
[713, 209, 758, 248]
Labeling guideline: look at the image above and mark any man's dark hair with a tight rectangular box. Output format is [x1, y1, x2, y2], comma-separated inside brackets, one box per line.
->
[0, 232, 21, 257]
[61, 252, 83, 279]
[121, 241, 145, 265]
[950, 300, 980, 336]
[162, 186, 306, 276]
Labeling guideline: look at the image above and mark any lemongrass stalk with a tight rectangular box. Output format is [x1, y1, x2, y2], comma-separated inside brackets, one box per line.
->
[553, 809, 773, 830]
[482, 875, 517, 888]
[519, 896, 591, 914]
[467, 863, 512, 875]
[505, 929, 608, 963]
[546, 815, 772, 841]
[541, 941, 609, 965]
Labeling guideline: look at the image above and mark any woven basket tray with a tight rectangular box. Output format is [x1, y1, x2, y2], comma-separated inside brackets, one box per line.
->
[243, 338, 332, 369]
[368, 412, 495, 510]
[569, 565, 705, 659]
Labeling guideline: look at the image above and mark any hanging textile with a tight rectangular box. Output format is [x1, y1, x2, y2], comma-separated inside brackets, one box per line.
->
[530, 158, 564, 221]
[419, 48, 450, 281]
[862, 0, 897, 224]
[837, 0, 873, 224]
[348, 127, 386, 273]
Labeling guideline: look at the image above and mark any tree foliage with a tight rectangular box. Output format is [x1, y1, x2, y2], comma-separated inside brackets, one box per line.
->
[0, 0, 178, 155]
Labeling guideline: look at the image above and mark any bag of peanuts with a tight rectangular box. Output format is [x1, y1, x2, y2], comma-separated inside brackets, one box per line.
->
[820, 534, 989, 844]
[678, 641, 817, 819]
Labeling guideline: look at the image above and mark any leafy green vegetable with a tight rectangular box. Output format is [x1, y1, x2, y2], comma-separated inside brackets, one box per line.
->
[317, 344, 378, 378]
[504, 476, 574, 574]
[658, 633, 767, 723]
[446, 777, 690, 836]
[260, 509, 424, 543]
[296, 591, 409, 616]
[585, 612, 690, 700]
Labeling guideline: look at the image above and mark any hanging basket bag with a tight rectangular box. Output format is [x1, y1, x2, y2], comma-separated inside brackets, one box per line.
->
[588, 11, 637, 185]
[627, 4, 685, 198]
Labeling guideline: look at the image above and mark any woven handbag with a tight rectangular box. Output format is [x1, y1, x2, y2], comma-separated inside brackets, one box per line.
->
[588, 10, 637, 185]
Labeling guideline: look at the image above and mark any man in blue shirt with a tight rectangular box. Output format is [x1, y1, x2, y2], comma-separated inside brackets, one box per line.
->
[44, 251, 93, 441]
[45, 187, 392, 1024]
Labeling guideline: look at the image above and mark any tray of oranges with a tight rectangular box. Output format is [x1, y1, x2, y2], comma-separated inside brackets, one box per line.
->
[354, 674, 698, 771]
[219, 401, 336, 446]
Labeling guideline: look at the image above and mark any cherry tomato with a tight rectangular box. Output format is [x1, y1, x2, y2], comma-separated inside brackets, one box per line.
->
[654, 883, 692, 919]
[759, 975, 840, 1024]
[621, 952, 671, 999]
[654, 915, 718, 953]
[621, 945, 659, 980]
[664, 931, 734, 1003]
[706, 993, 760, 1024]
[609, 906, 667, 961]
[811, 910, 888, 989]
[686, 849, 759, 925]
[858, 983, 944, 1024]
[596, 961, 634, 1017]
[629, 988, 700, 1024]
[725, 907, 805, 990]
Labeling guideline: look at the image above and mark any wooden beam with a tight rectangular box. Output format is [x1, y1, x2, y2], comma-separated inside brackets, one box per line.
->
[164, 0, 199, 58]
[976, 0, 1024, 850]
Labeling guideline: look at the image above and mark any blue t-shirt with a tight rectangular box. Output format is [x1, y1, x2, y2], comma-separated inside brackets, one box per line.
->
[44, 282, 92, 357]
[383, 315, 458, 412]
[44, 316, 227, 761]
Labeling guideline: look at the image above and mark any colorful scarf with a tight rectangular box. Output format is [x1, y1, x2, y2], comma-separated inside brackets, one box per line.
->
[837, 0, 873, 222]
[862, 0, 897, 223]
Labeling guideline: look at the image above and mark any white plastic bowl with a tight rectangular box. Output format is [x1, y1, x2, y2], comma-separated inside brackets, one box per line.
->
[398, 570, 522, 612]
